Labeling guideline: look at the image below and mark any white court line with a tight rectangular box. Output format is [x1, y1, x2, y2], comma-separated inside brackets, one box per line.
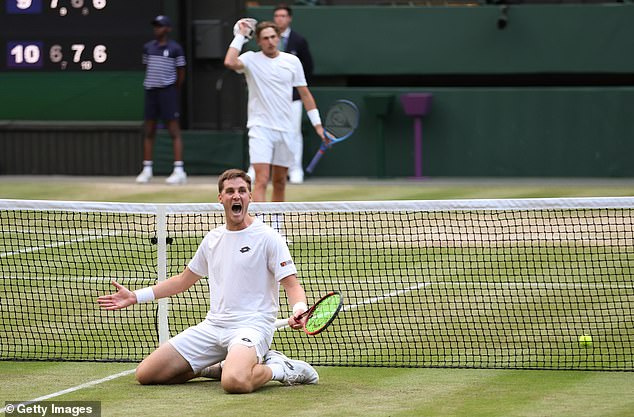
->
[276, 282, 431, 329]
[341, 282, 431, 313]
[5, 276, 125, 282]
[5, 276, 631, 290]
[278, 278, 633, 327]
[276, 277, 633, 329]
[0, 231, 121, 258]
[0, 368, 136, 414]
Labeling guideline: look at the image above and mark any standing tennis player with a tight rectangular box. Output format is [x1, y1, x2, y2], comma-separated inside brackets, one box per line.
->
[247, 4, 315, 184]
[97, 169, 318, 393]
[225, 20, 327, 202]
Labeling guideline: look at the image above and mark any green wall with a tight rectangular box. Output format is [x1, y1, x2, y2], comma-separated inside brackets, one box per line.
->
[153, 130, 246, 175]
[2, 5, 633, 177]
[245, 4, 634, 177]
[3, 4, 633, 121]
[248, 4, 634, 75]
[0, 72, 144, 121]
[306, 87, 634, 177]
[146, 86, 634, 177]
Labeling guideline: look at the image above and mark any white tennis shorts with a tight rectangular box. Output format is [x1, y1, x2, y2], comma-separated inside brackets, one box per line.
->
[249, 125, 296, 168]
[168, 320, 273, 373]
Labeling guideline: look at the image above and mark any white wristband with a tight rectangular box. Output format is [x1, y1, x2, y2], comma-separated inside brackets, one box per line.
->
[307, 109, 321, 126]
[292, 301, 308, 316]
[134, 287, 155, 304]
[230, 34, 245, 51]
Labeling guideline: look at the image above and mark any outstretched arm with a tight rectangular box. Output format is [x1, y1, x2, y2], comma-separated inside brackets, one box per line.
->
[97, 267, 201, 310]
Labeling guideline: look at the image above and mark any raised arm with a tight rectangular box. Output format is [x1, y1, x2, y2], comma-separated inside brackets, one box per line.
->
[224, 41, 244, 71]
[97, 267, 201, 310]
[224, 20, 252, 71]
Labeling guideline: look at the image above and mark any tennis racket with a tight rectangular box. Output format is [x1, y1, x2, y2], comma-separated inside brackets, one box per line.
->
[274, 291, 343, 336]
[306, 100, 359, 174]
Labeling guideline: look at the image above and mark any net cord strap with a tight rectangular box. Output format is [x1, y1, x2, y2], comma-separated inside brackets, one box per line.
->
[2, 197, 634, 214]
[156, 205, 170, 344]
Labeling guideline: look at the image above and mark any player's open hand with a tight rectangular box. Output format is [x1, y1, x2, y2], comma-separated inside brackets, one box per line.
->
[97, 280, 136, 310]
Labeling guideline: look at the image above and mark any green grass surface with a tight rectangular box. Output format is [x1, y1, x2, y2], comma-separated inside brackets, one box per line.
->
[2, 362, 634, 417]
[1, 176, 633, 416]
[1, 176, 633, 202]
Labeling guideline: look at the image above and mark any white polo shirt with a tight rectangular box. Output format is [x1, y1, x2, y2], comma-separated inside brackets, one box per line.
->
[187, 218, 297, 329]
[237, 50, 307, 132]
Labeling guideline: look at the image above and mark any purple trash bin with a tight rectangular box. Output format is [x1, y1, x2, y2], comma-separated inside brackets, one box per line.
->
[400, 93, 433, 178]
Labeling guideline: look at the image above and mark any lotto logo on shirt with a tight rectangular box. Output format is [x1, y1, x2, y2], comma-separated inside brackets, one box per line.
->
[280, 259, 293, 267]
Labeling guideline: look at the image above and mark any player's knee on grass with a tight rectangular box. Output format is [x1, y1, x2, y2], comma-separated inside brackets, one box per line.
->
[135, 355, 186, 385]
[135, 365, 157, 385]
[220, 338, 264, 393]
[221, 372, 255, 394]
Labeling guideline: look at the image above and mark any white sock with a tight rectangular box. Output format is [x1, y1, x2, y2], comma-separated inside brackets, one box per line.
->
[266, 363, 285, 381]
[173, 161, 185, 174]
[142, 160, 153, 174]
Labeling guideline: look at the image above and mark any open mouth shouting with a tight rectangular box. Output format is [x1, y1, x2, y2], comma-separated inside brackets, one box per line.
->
[219, 177, 252, 230]
[231, 201, 243, 215]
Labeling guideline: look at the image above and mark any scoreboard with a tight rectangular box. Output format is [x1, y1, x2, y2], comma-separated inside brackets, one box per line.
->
[1, 0, 161, 71]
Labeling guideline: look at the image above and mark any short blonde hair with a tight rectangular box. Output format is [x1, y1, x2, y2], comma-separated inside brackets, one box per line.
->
[218, 169, 252, 193]
[255, 21, 280, 39]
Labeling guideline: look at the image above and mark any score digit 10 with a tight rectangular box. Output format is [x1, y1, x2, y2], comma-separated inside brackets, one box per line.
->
[8, 41, 107, 70]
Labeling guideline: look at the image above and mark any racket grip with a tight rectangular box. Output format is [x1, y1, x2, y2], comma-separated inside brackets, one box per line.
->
[274, 310, 306, 328]
[306, 148, 326, 174]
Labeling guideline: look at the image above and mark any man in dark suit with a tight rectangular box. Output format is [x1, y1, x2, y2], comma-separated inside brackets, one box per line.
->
[274, 4, 314, 184]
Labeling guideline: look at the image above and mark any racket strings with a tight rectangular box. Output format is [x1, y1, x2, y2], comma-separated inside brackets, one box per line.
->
[305, 293, 342, 333]
[325, 103, 358, 138]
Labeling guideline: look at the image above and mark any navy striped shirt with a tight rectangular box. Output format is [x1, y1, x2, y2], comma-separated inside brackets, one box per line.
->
[143, 39, 186, 89]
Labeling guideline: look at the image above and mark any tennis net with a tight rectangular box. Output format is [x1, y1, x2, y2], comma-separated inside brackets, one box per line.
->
[1, 198, 632, 370]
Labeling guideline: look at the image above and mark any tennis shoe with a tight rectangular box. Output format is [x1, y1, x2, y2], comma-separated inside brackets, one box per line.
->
[166, 170, 187, 185]
[264, 350, 319, 385]
[135, 169, 152, 184]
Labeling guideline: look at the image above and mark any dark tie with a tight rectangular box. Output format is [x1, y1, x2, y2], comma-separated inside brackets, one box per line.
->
[280, 36, 287, 52]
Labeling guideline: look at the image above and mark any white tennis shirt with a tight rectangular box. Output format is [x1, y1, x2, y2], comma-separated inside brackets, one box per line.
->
[187, 218, 297, 328]
[237, 51, 307, 132]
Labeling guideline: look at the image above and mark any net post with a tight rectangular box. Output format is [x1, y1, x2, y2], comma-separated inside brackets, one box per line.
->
[156, 204, 170, 344]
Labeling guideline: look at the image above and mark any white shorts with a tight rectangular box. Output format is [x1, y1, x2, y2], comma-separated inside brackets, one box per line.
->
[249, 125, 296, 168]
[168, 320, 273, 373]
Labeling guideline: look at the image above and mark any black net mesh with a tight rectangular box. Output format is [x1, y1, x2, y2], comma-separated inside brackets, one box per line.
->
[1, 200, 632, 370]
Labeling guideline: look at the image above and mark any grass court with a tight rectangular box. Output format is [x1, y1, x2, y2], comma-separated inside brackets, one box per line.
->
[1, 176, 633, 417]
